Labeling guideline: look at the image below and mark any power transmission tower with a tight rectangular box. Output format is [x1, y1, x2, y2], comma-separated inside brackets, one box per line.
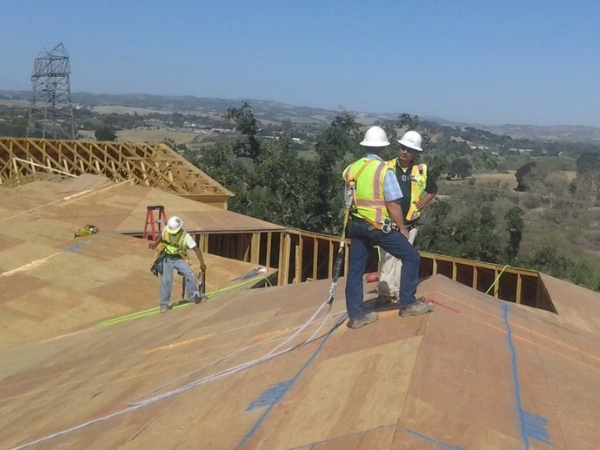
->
[27, 43, 76, 140]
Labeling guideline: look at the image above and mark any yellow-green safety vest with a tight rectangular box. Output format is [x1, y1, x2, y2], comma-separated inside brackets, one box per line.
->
[387, 159, 428, 221]
[343, 158, 391, 228]
[162, 231, 190, 258]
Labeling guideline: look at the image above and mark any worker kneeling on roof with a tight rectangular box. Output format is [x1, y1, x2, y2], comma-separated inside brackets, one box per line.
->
[152, 216, 207, 313]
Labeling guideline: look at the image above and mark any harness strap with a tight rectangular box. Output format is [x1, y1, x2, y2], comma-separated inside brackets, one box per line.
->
[348, 160, 390, 230]
[162, 231, 189, 260]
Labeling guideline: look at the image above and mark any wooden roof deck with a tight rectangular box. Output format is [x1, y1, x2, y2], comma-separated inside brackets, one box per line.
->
[1, 275, 599, 449]
[0, 177, 282, 349]
[0, 155, 599, 448]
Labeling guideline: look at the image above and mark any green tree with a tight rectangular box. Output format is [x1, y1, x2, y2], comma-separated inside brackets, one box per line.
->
[423, 154, 447, 181]
[418, 201, 455, 255]
[448, 157, 472, 180]
[95, 125, 117, 141]
[398, 113, 420, 130]
[312, 113, 360, 234]
[576, 152, 600, 173]
[477, 207, 502, 262]
[515, 161, 535, 191]
[524, 246, 571, 278]
[161, 138, 187, 153]
[504, 206, 525, 262]
[226, 102, 261, 161]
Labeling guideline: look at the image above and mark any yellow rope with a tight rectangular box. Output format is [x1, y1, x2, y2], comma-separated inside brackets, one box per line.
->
[486, 265, 509, 295]
[98, 276, 273, 328]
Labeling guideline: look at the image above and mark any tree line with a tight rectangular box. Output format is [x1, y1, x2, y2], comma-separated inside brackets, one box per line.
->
[189, 103, 600, 292]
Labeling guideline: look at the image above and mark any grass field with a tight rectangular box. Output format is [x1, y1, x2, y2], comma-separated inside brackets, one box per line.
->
[447, 171, 518, 190]
[449, 170, 577, 192]
[471, 171, 518, 189]
[116, 129, 200, 144]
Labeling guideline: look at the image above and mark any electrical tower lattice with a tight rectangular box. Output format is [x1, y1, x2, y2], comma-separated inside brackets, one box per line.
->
[27, 43, 76, 140]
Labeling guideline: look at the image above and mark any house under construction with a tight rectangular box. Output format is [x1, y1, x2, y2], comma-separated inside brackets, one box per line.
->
[1, 136, 599, 449]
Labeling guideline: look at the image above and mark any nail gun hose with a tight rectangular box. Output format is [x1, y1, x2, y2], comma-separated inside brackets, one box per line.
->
[326, 243, 346, 304]
[325, 196, 353, 305]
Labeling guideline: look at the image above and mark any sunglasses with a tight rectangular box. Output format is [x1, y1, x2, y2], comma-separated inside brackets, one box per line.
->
[399, 146, 416, 153]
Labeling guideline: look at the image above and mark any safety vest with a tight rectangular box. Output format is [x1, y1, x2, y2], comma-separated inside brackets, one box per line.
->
[343, 158, 391, 228]
[161, 230, 190, 258]
[387, 159, 428, 222]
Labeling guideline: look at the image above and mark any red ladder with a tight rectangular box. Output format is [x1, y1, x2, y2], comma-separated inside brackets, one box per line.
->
[143, 205, 168, 241]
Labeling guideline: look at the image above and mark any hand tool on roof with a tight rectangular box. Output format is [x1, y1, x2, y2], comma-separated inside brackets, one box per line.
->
[74, 224, 99, 238]
[230, 267, 266, 282]
[199, 270, 206, 296]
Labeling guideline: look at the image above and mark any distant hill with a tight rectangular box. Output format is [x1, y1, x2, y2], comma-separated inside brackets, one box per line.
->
[428, 117, 600, 144]
[3, 89, 600, 143]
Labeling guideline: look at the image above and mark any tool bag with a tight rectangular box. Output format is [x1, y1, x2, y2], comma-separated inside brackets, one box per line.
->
[150, 252, 166, 277]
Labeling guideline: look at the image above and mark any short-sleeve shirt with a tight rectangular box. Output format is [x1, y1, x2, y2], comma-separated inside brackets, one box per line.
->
[364, 154, 403, 202]
[161, 230, 197, 250]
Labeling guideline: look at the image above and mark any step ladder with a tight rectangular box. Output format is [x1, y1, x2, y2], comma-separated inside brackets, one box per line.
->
[143, 205, 168, 241]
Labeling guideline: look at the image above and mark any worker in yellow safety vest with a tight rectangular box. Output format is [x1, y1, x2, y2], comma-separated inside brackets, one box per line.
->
[151, 216, 207, 313]
[342, 126, 434, 329]
[376, 130, 438, 305]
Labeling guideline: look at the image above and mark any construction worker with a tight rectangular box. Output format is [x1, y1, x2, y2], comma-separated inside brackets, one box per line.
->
[152, 216, 207, 313]
[342, 126, 434, 329]
[376, 130, 438, 305]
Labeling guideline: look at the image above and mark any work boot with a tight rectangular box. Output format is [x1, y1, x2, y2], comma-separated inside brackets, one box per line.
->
[347, 312, 378, 329]
[160, 305, 169, 314]
[399, 302, 434, 317]
[190, 293, 207, 304]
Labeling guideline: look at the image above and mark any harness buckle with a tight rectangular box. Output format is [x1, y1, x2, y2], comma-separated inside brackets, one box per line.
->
[381, 218, 392, 234]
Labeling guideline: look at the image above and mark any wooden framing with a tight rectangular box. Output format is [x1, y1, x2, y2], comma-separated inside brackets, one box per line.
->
[132, 225, 554, 312]
[0, 137, 234, 209]
[0, 136, 554, 313]
[183, 226, 552, 313]
[419, 251, 551, 311]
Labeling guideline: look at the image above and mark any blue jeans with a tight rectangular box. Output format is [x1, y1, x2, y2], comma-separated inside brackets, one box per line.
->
[345, 219, 420, 320]
[160, 257, 200, 307]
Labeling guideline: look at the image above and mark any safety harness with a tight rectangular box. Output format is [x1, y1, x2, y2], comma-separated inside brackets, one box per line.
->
[343, 158, 392, 231]
[160, 230, 190, 261]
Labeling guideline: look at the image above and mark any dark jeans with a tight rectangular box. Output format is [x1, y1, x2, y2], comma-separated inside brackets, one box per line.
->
[345, 219, 420, 320]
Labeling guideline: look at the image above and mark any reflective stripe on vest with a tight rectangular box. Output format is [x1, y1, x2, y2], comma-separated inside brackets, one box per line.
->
[387, 159, 428, 221]
[163, 231, 189, 256]
[343, 158, 390, 226]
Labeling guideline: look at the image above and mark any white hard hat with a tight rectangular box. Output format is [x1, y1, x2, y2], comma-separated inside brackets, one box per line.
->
[398, 130, 423, 152]
[166, 216, 183, 234]
[360, 126, 390, 147]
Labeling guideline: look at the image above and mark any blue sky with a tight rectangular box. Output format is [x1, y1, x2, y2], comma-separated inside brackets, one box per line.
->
[2, 0, 600, 127]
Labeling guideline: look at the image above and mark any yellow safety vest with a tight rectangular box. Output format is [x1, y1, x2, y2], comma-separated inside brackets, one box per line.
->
[343, 158, 391, 228]
[162, 231, 190, 258]
[387, 159, 428, 221]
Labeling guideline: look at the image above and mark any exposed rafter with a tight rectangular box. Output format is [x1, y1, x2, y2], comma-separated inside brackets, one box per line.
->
[0, 137, 234, 208]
